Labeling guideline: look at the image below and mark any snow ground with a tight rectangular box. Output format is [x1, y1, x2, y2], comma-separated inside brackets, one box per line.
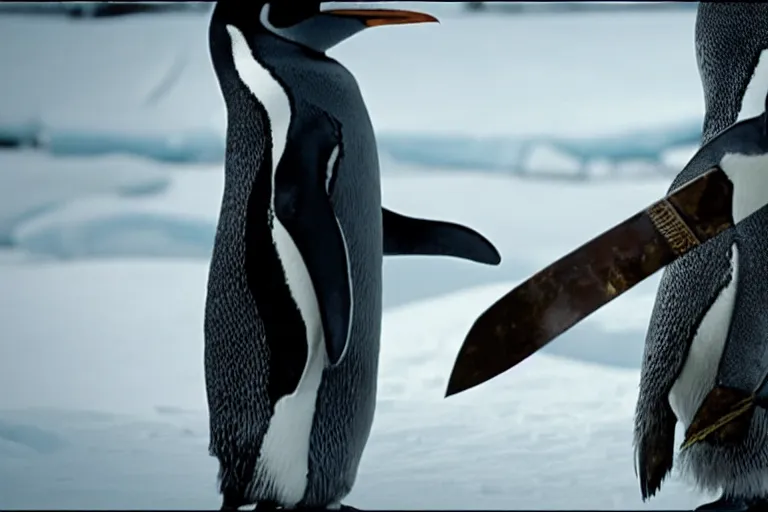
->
[0, 3, 720, 510]
[0, 261, 712, 510]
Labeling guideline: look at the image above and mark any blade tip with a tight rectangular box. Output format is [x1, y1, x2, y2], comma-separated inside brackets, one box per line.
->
[444, 369, 468, 398]
[444, 378, 459, 398]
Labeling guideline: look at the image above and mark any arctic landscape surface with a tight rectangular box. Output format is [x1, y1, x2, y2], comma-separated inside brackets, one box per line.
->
[0, 3, 717, 510]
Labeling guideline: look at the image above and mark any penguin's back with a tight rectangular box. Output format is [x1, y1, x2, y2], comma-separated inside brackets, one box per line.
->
[204, 52, 275, 494]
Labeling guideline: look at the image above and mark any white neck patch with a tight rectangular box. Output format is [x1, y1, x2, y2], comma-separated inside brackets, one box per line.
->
[737, 49, 768, 122]
[719, 48, 768, 225]
[720, 152, 768, 224]
[325, 145, 340, 193]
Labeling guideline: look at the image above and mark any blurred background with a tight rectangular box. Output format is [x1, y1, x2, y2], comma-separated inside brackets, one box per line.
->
[0, 2, 714, 510]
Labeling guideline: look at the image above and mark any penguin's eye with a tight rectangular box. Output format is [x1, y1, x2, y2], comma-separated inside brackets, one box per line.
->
[268, 1, 318, 28]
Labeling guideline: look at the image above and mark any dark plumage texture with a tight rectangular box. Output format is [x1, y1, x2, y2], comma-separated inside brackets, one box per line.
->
[204, 8, 381, 508]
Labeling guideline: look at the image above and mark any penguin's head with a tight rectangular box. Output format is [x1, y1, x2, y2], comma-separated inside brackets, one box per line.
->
[696, 3, 768, 144]
[212, 0, 438, 54]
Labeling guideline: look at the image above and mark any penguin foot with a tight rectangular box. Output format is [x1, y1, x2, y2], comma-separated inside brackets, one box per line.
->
[695, 495, 768, 511]
[254, 501, 280, 512]
[742, 498, 768, 512]
[225, 503, 358, 512]
[220, 491, 280, 511]
[290, 505, 359, 512]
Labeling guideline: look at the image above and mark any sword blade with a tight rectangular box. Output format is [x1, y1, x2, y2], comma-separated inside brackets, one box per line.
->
[445, 166, 734, 397]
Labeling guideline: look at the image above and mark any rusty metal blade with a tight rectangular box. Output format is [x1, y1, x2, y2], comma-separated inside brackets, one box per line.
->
[682, 356, 768, 449]
[445, 166, 734, 398]
[682, 352, 768, 448]
[681, 386, 755, 449]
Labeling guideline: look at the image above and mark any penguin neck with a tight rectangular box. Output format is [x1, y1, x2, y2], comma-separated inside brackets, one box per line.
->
[697, 1, 768, 143]
[735, 49, 768, 123]
[211, 16, 330, 85]
[702, 48, 768, 144]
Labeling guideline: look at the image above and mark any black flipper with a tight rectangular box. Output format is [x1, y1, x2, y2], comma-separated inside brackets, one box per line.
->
[273, 110, 351, 367]
[382, 207, 501, 265]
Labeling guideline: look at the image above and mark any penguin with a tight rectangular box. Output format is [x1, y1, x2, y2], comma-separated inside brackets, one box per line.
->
[203, 1, 501, 510]
[634, 3, 768, 510]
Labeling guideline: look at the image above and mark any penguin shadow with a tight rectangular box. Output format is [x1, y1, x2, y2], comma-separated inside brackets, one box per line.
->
[154, 405, 198, 417]
[225, 503, 360, 512]
[695, 496, 768, 512]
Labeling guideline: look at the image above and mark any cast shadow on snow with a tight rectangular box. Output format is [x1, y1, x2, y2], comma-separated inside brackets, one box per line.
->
[0, 150, 172, 247]
[0, 419, 68, 455]
[12, 212, 217, 261]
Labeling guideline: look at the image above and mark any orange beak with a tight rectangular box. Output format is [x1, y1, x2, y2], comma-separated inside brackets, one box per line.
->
[325, 8, 438, 27]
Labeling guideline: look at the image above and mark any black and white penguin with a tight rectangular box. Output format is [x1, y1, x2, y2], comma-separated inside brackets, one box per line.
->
[204, 1, 501, 510]
[634, 3, 768, 511]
